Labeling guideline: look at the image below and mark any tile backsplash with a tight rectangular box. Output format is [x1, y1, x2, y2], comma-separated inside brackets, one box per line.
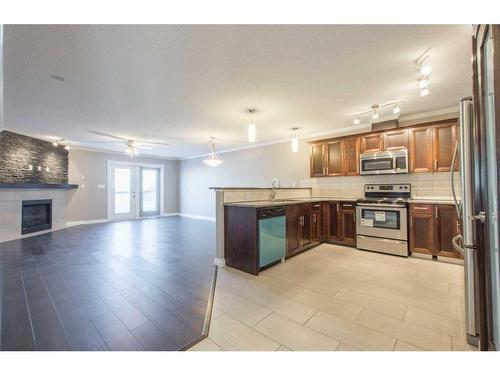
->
[300, 172, 460, 200]
[222, 188, 311, 203]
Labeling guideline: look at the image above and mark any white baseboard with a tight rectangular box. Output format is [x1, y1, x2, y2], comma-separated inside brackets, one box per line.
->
[66, 212, 215, 227]
[214, 257, 226, 267]
[178, 213, 216, 221]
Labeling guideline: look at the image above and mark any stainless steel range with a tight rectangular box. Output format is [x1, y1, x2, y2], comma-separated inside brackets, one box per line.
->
[356, 184, 411, 257]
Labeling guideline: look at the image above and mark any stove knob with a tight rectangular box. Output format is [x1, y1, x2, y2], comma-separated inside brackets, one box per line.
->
[399, 186, 403, 189]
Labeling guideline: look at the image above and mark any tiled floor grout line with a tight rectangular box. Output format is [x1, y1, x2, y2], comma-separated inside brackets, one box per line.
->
[18, 268, 37, 349]
[33, 260, 73, 348]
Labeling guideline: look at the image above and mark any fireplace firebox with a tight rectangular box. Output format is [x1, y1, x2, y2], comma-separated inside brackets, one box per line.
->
[21, 199, 52, 235]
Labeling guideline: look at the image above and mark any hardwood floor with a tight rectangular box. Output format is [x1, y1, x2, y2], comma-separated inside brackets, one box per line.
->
[0, 216, 215, 351]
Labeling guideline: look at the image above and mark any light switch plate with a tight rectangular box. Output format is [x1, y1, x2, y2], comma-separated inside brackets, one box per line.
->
[45, 167, 50, 172]
[81, 183, 85, 189]
[81, 175, 86, 180]
[37, 166, 42, 171]
[28, 165, 33, 170]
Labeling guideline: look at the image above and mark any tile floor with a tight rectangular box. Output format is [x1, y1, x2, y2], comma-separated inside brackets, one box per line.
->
[190, 243, 477, 351]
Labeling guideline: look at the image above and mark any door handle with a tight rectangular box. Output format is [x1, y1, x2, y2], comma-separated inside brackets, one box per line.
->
[470, 211, 486, 223]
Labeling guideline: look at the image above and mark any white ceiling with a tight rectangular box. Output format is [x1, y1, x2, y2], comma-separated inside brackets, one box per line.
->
[3, 25, 472, 159]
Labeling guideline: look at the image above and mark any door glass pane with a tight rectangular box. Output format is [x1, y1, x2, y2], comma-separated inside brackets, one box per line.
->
[114, 168, 131, 214]
[483, 30, 500, 345]
[141, 168, 159, 213]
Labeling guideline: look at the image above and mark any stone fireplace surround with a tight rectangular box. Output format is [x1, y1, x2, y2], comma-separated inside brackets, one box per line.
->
[0, 189, 67, 242]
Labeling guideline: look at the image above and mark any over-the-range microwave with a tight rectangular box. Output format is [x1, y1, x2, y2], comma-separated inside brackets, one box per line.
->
[359, 149, 408, 175]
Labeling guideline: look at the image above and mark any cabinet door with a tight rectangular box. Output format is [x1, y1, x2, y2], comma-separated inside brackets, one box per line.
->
[286, 205, 301, 256]
[409, 204, 434, 255]
[343, 137, 360, 176]
[384, 129, 408, 150]
[435, 204, 462, 258]
[310, 143, 325, 177]
[326, 141, 344, 176]
[300, 204, 313, 248]
[340, 202, 356, 245]
[326, 202, 341, 242]
[360, 133, 383, 153]
[409, 127, 434, 173]
[433, 123, 459, 172]
[311, 203, 323, 243]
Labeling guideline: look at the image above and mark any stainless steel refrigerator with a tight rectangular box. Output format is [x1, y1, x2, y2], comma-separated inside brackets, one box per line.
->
[452, 25, 500, 351]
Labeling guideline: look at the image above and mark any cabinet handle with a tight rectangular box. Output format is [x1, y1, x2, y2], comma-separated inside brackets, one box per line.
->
[413, 207, 428, 210]
[410, 216, 413, 228]
[435, 160, 438, 170]
[435, 206, 438, 220]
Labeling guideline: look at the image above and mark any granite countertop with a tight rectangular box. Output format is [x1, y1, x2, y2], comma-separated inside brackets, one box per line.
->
[224, 197, 359, 208]
[408, 197, 456, 204]
[210, 187, 311, 190]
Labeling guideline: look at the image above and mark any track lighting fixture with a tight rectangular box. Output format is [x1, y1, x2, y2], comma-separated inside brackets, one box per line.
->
[417, 54, 432, 97]
[420, 88, 430, 97]
[52, 142, 58, 147]
[351, 100, 405, 124]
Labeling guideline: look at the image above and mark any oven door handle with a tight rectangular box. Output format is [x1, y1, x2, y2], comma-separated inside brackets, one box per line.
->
[357, 203, 406, 209]
[357, 235, 407, 245]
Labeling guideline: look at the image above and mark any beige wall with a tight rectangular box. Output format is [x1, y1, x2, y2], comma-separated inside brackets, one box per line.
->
[179, 140, 310, 218]
[66, 149, 179, 221]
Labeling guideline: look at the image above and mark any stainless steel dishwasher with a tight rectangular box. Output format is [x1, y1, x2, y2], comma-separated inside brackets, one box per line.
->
[258, 206, 286, 269]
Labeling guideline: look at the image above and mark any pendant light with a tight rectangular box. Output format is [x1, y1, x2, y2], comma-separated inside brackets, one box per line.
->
[371, 105, 379, 120]
[247, 109, 256, 143]
[203, 137, 223, 167]
[291, 127, 300, 153]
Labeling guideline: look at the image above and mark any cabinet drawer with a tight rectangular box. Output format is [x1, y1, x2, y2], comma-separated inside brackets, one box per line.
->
[410, 204, 433, 215]
[340, 202, 356, 210]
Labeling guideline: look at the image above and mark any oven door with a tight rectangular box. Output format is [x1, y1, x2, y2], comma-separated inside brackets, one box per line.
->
[356, 204, 407, 241]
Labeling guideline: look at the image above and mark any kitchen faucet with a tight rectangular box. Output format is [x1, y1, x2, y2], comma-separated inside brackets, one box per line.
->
[270, 178, 280, 201]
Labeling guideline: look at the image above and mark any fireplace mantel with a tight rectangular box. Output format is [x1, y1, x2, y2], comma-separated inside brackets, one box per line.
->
[0, 183, 78, 189]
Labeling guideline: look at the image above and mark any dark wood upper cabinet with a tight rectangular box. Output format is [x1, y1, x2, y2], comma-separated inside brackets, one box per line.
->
[433, 122, 458, 172]
[409, 204, 435, 255]
[384, 129, 408, 151]
[326, 140, 344, 176]
[310, 143, 325, 177]
[409, 126, 434, 173]
[435, 204, 462, 258]
[344, 137, 360, 176]
[360, 133, 383, 153]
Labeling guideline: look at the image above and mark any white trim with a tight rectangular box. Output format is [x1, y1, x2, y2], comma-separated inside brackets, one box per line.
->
[66, 212, 180, 227]
[399, 106, 458, 122]
[107, 160, 165, 220]
[70, 145, 179, 160]
[214, 257, 226, 267]
[178, 213, 216, 221]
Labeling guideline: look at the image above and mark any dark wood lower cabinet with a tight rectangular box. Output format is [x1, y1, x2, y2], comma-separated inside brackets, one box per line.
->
[409, 203, 462, 258]
[286, 203, 315, 258]
[311, 203, 324, 243]
[326, 201, 357, 247]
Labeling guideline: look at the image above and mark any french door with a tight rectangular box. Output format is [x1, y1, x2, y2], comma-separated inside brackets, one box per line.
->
[108, 163, 162, 220]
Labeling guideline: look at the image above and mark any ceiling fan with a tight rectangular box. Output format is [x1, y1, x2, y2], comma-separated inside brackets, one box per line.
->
[86, 130, 172, 157]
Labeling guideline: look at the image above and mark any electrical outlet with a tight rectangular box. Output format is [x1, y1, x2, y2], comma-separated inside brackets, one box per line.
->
[37, 166, 42, 171]
[45, 167, 50, 172]
[28, 165, 33, 171]
[81, 175, 86, 181]
[81, 183, 85, 189]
